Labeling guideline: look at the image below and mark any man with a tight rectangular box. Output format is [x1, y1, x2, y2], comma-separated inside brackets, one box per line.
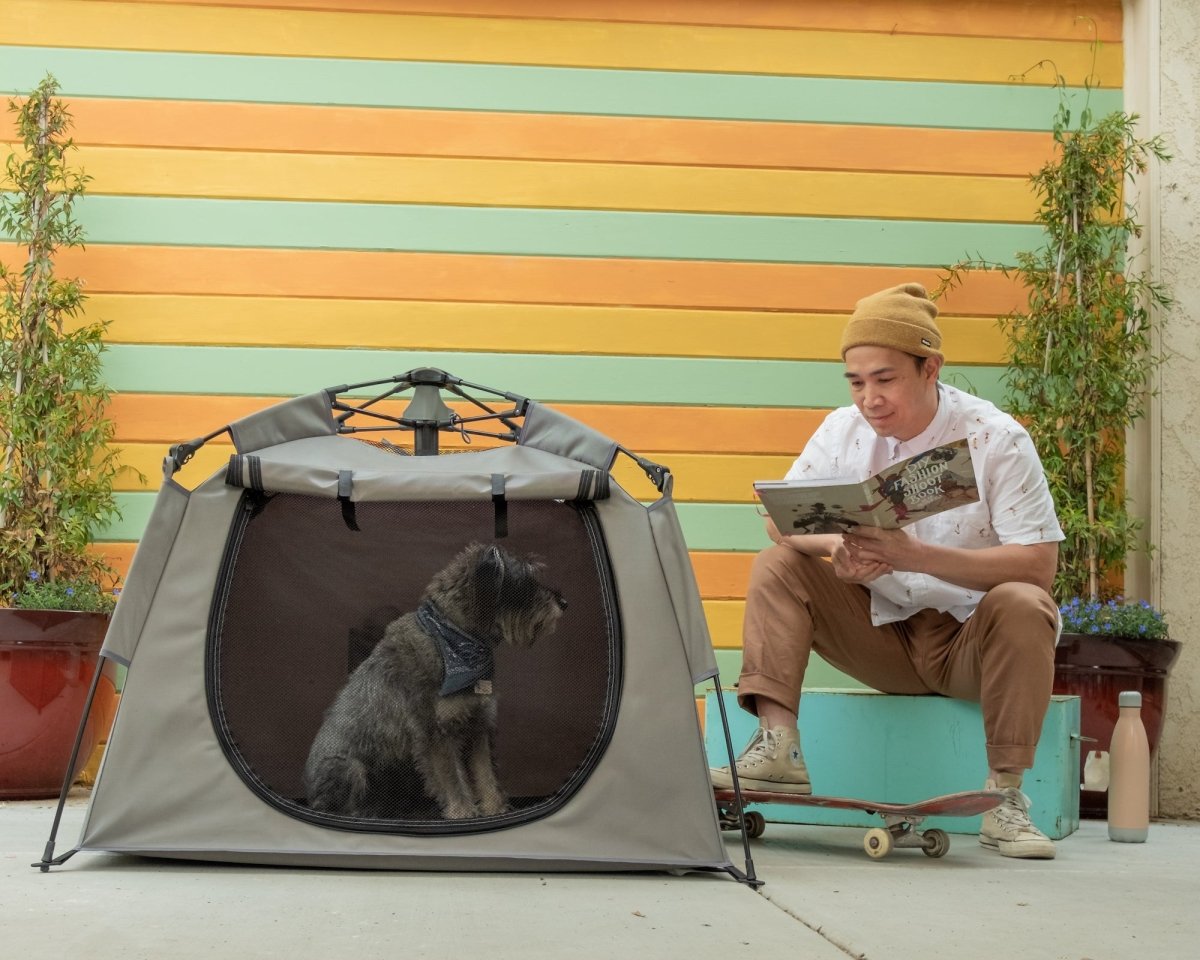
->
[710, 282, 1064, 859]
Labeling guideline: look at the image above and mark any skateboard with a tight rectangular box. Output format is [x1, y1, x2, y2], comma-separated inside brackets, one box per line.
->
[714, 787, 1005, 860]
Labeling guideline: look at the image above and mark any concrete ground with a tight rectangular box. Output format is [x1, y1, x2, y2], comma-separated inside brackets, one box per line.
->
[3, 791, 1196, 960]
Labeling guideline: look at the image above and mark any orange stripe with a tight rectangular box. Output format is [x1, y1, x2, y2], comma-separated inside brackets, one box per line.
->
[691, 551, 755, 599]
[64, 99, 1054, 177]
[92, 541, 756, 599]
[10, 246, 1024, 316]
[134, 0, 1123, 42]
[109, 395, 827, 456]
[88, 543, 135, 586]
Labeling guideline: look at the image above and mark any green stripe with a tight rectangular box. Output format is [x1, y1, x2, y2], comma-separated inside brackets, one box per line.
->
[697, 651, 866, 696]
[99, 495, 965, 556]
[44, 195, 1041, 266]
[675, 503, 771, 551]
[101, 493, 766, 547]
[100, 346, 1008, 407]
[106, 493, 159, 542]
[1, 46, 1121, 130]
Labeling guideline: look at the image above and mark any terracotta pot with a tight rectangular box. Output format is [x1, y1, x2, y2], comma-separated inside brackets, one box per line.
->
[1053, 632, 1182, 818]
[0, 608, 115, 799]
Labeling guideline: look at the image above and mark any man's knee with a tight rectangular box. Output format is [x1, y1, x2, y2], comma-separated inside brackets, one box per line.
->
[749, 544, 822, 589]
[977, 581, 1059, 652]
[982, 581, 1057, 618]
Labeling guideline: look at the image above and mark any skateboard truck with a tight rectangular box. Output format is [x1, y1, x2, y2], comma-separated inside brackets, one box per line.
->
[864, 814, 950, 860]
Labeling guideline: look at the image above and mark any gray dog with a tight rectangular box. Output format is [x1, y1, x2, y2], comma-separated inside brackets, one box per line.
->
[304, 542, 566, 820]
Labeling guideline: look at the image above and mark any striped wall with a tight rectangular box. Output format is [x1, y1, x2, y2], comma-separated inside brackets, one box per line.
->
[1, 0, 1123, 688]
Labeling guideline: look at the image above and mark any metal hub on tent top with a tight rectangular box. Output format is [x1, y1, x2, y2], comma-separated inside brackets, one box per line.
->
[328, 367, 529, 456]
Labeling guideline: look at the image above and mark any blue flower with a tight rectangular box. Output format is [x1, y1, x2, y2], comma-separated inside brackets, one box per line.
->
[28, 570, 39, 580]
[1060, 595, 1168, 640]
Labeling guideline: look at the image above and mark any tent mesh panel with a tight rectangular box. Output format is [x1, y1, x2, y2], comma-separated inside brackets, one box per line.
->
[206, 493, 621, 833]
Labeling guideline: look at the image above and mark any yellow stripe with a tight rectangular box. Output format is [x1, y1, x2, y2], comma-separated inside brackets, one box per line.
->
[704, 600, 744, 650]
[61, 146, 1037, 223]
[120, 0, 1129, 45]
[79, 295, 1007, 365]
[620, 454, 792, 504]
[3, 1, 1120, 86]
[114, 443, 793, 503]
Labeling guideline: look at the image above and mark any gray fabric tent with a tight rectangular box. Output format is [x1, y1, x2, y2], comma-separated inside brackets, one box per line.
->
[38, 370, 753, 882]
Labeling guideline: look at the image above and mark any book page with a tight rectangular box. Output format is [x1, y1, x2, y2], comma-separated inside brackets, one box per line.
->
[753, 439, 978, 533]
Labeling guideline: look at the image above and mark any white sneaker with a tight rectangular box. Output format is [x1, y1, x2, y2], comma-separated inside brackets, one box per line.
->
[979, 779, 1056, 859]
[710, 725, 812, 794]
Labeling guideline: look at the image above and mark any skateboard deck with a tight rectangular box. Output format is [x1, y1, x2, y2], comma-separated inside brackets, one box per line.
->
[713, 787, 1005, 859]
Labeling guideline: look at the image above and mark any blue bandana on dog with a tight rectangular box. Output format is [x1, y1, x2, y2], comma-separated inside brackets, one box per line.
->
[417, 600, 495, 696]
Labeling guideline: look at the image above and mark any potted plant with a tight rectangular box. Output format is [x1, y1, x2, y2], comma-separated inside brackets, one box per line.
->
[1005, 96, 1177, 818]
[1056, 598, 1180, 816]
[1, 76, 121, 798]
[940, 77, 1176, 816]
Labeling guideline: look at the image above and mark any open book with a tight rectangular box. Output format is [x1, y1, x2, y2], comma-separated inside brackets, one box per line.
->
[754, 438, 979, 533]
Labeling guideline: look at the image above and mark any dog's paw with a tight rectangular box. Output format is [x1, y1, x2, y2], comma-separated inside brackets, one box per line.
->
[478, 797, 511, 817]
[441, 799, 480, 820]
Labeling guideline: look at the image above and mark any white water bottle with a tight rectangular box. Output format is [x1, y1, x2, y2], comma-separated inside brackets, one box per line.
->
[1108, 690, 1150, 843]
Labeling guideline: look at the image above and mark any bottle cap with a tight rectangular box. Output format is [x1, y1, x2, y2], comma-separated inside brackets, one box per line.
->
[1119, 690, 1142, 708]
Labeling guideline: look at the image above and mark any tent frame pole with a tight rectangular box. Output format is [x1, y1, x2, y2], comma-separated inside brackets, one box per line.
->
[712, 676, 762, 888]
[32, 654, 110, 872]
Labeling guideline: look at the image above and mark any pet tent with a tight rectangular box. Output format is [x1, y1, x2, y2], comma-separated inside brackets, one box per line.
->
[38, 369, 755, 882]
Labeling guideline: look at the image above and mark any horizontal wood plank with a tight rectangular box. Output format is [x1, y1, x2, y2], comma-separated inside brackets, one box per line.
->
[127, 0, 1124, 43]
[78, 295, 1007, 364]
[3, 1, 1121, 85]
[63, 99, 1057, 177]
[0, 47, 1123, 128]
[2, 245, 1029, 314]
[59, 145, 1038, 223]
[38, 195, 1044, 265]
[107, 395, 829, 455]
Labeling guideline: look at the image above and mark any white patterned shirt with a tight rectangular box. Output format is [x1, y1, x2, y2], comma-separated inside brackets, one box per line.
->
[783, 383, 1064, 625]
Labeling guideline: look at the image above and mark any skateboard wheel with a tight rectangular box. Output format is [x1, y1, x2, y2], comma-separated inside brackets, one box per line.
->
[744, 811, 766, 839]
[921, 828, 950, 858]
[863, 827, 892, 859]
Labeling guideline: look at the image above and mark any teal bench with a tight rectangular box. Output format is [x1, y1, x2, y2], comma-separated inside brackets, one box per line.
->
[705, 689, 1080, 839]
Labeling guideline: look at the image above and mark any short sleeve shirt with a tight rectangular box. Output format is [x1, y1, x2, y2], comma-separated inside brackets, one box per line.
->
[783, 383, 1064, 625]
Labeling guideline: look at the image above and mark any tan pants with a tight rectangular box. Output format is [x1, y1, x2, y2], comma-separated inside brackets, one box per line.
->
[737, 545, 1059, 773]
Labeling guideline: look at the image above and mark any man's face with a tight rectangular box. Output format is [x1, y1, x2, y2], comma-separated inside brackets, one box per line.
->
[843, 345, 942, 441]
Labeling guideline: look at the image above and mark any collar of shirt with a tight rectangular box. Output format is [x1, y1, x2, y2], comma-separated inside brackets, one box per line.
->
[885, 384, 954, 464]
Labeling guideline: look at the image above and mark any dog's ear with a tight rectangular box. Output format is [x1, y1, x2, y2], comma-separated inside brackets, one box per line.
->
[473, 544, 507, 623]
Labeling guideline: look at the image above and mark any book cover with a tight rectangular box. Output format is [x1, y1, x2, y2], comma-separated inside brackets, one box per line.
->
[754, 438, 979, 534]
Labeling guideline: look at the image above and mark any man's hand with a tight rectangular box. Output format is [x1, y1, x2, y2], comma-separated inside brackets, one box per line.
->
[842, 526, 924, 573]
[844, 528, 1059, 594]
[830, 537, 892, 584]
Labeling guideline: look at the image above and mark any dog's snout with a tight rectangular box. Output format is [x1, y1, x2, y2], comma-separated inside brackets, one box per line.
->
[553, 591, 568, 612]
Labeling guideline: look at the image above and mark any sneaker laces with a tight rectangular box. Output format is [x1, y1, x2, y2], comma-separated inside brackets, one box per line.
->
[991, 787, 1037, 830]
[736, 726, 779, 771]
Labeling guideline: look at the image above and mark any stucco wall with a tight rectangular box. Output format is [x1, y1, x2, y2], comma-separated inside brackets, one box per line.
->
[1156, 0, 1200, 819]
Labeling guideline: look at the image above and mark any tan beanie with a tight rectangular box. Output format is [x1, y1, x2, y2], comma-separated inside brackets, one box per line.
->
[839, 282, 943, 360]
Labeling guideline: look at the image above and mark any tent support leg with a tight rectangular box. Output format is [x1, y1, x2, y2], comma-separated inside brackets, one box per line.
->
[31, 654, 108, 873]
[711, 677, 762, 888]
